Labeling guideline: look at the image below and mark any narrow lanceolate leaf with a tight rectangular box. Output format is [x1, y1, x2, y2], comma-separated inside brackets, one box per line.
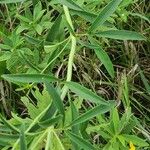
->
[66, 131, 95, 150]
[89, 0, 122, 32]
[39, 115, 62, 128]
[70, 101, 79, 150]
[46, 15, 62, 42]
[51, 0, 83, 11]
[65, 81, 108, 105]
[45, 83, 65, 119]
[112, 108, 120, 133]
[139, 70, 150, 94]
[0, 0, 26, 3]
[20, 124, 27, 150]
[94, 47, 114, 78]
[1, 74, 59, 83]
[122, 134, 149, 147]
[95, 30, 146, 40]
[70, 103, 114, 126]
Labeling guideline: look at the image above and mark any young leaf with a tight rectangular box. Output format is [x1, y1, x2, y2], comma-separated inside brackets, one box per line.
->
[1, 74, 59, 83]
[65, 81, 108, 105]
[66, 131, 95, 150]
[95, 30, 146, 40]
[70, 103, 115, 126]
[89, 0, 122, 32]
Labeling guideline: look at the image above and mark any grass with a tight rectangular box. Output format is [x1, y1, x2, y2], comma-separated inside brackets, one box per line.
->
[0, 0, 150, 149]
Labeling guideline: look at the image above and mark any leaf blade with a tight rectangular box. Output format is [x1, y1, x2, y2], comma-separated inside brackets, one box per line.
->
[70, 103, 115, 126]
[65, 81, 108, 105]
[66, 131, 95, 150]
[45, 83, 65, 119]
[95, 30, 146, 40]
[89, 0, 122, 32]
[1, 74, 59, 83]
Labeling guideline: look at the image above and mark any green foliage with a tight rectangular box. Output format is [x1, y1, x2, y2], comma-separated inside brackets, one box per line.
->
[0, 0, 149, 149]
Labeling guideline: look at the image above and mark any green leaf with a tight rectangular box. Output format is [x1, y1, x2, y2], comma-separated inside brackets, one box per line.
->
[122, 134, 149, 147]
[71, 101, 79, 134]
[33, 1, 42, 20]
[0, 133, 19, 143]
[0, 0, 26, 3]
[70, 101, 79, 150]
[1, 74, 59, 83]
[89, 37, 114, 78]
[19, 51, 41, 72]
[39, 115, 62, 128]
[32, 0, 40, 6]
[66, 131, 95, 150]
[117, 135, 126, 147]
[71, 10, 96, 22]
[0, 61, 6, 80]
[0, 44, 11, 50]
[40, 101, 56, 122]
[95, 30, 146, 40]
[52, 0, 83, 11]
[35, 24, 43, 35]
[0, 51, 11, 61]
[46, 15, 62, 42]
[65, 81, 108, 105]
[0, 114, 19, 133]
[139, 69, 150, 94]
[112, 108, 119, 133]
[70, 103, 114, 126]
[95, 47, 114, 78]
[29, 130, 48, 149]
[49, 130, 65, 150]
[45, 83, 65, 119]
[24, 34, 43, 45]
[21, 96, 37, 119]
[129, 12, 150, 24]
[16, 14, 31, 23]
[21, 86, 52, 120]
[89, 0, 122, 32]
[20, 124, 27, 150]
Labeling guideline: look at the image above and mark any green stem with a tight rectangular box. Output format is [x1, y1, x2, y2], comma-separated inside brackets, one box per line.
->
[61, 6, 76, 100]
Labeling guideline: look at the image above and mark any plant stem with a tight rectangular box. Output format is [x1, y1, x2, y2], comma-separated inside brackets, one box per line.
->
[61, 6, 76, 100]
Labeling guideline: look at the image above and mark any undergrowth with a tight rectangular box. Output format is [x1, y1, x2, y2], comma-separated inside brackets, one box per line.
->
[0, 0, 150, 150]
